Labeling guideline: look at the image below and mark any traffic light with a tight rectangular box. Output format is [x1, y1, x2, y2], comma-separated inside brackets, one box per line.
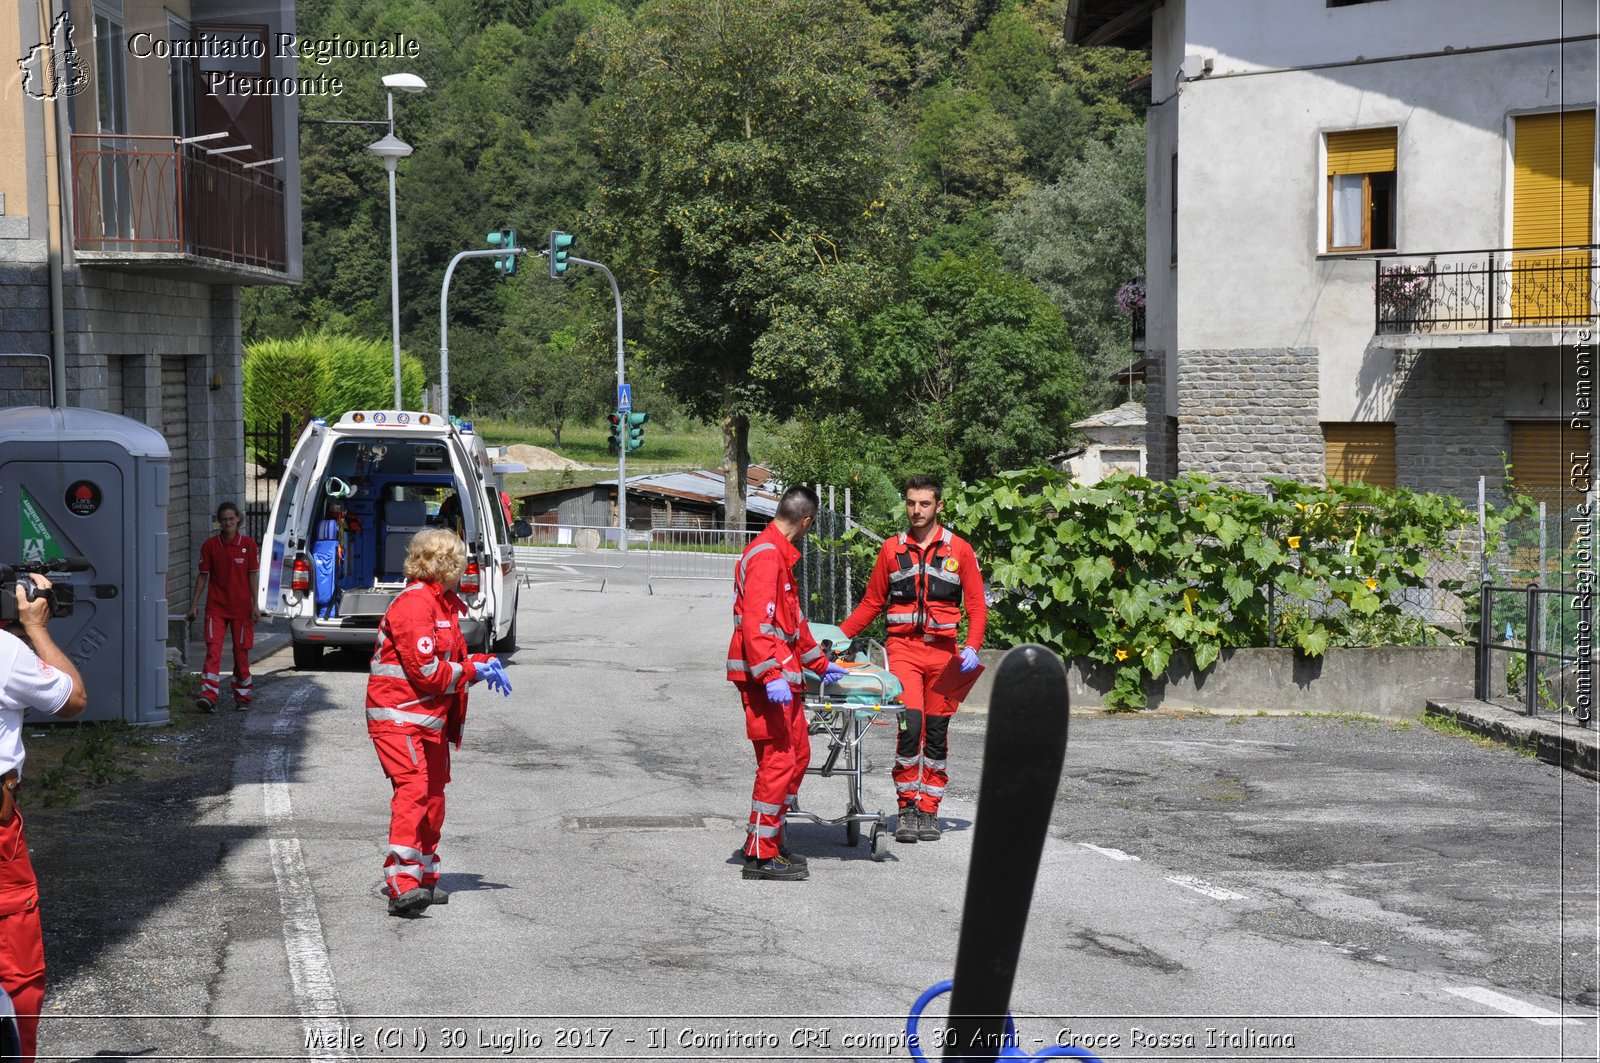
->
[626, 411, 649, 452]
[549, 230, 574, 279]
[606, 410, 624, 455]
[487, 227, 516, 277]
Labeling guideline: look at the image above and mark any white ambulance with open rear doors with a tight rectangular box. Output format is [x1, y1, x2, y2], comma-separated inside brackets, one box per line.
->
[257, 410, 530, 669]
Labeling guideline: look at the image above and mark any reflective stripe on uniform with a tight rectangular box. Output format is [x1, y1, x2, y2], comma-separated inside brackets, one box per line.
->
[922, 782, 947, 797]
[734, 542, 779, 595]
[781, 669, 804, 685]
[886, 611, 919, 625]
[751, 799, 782, 816]
[371, 662, 407, 678]
[366, 706, 446, 730]
[748, 821, 781, 839]
[799, 645, 824, 665]
[923, 757, 948, 771]
[895, 780, 922, 794]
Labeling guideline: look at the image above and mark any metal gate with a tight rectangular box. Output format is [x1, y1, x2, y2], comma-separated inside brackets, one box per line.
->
[243, 412, 292, 545]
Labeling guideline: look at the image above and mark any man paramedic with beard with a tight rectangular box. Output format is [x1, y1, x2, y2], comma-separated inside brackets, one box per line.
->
[838, 474, 985, 844]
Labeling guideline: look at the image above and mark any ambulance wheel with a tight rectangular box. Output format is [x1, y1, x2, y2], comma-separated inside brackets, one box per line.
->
[493, 613, 517, 655]
[845, 818, 861, 848]
[871, 825, 889, 862]
[292, 642, 322, 670]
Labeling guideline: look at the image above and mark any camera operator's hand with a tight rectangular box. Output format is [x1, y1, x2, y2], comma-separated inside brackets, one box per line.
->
[15, 575, 52, 631]
[185, 606, 197, 622]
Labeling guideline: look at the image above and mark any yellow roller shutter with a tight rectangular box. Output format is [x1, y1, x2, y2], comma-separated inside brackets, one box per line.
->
[1511, 110, 1594, 323]
[1326, 129, 1397, 175]
[1324, 423, 1396, 488]
[1509, 420, 1593, 504]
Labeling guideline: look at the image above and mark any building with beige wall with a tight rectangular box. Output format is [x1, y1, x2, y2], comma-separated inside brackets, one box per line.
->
[1071, 0, 1597, 507]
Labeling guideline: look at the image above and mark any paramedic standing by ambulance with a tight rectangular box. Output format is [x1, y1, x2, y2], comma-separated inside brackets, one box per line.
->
[1, 571, 88, 1060]
[185, 502, 261, 711]
[727, 485, 844, 882]
[838, 474, 986, 844]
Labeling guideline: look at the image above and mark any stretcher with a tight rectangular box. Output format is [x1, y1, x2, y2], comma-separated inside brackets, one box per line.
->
[788, 622, 908, 862]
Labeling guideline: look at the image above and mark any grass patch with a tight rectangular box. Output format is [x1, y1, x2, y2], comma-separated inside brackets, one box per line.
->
[1422, 712, 1538, 757]
[1288, 711, 1384, 726]
[27, 721, 147, 807]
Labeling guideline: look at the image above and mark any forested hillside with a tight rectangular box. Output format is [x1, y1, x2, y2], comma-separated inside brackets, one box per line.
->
[249, 0, 1148, 520]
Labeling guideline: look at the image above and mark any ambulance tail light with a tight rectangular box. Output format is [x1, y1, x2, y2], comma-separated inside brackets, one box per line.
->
[460, 561, 481, 597]
[290, 555, 311, 595]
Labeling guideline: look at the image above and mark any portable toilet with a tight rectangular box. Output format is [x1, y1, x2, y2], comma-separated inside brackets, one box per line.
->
[0, 406, 171, 724]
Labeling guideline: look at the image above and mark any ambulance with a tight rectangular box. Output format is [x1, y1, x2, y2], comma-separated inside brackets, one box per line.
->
[257, 410, 530, 669]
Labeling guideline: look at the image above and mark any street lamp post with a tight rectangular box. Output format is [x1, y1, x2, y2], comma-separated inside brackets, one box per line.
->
[366, 73, 426, 410]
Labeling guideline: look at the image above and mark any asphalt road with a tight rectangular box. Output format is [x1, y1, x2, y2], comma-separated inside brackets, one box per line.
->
[25, 553, 1600, 1061]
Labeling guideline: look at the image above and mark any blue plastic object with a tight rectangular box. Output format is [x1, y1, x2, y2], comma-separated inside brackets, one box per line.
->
[477, 659, 512, 697]
[764, 677, 792, 705]
[905, 980, 1107, 1062]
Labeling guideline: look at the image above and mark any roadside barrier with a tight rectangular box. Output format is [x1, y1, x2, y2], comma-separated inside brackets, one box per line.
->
[645, 527, 756, 593]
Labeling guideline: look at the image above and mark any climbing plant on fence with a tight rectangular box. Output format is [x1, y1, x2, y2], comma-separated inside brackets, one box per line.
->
[945, 467, 1533, 708]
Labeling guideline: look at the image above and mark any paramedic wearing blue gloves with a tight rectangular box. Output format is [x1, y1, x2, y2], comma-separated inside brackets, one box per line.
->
[726, 486, 844, 881]
[365, 528, 511, 916]
[838, 474, 986, 845]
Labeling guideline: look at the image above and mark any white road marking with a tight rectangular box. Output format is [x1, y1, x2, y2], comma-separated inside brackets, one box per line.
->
[1443, 986, 1586, 1026]
[1166, 874, 1247, 900]
[1078, 842, 1140, 861]
[265, 687, 350, 1060]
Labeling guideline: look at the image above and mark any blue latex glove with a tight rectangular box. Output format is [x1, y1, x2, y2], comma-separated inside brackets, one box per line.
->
[959, 646, 981, 673]
[477, 658, 513, 697]
[764, 677, 792, 706]
[817, 664, 848, 688]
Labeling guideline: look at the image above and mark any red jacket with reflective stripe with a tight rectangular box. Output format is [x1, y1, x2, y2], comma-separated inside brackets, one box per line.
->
[365, 580, 479, 748]
[840, 527, 987, 647]
[726, 522, 825, 687]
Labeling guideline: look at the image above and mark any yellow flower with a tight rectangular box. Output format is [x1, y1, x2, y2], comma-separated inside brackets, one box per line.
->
[1287, 535, 1302, 549]
[1115, 648, 1129, 661]
[1365, 577, 1378, 590]
[1183, 587, 1199, 614]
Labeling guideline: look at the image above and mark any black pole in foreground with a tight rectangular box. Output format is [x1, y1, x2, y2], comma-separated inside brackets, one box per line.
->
[943, 644, 1071, 1062]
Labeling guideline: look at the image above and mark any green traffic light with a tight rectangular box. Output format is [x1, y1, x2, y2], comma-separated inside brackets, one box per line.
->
[486, 231, 503, 246]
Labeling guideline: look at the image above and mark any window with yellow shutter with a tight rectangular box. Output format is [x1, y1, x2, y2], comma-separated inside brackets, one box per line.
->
[1326, 128, 1397, 252]
[1323, 423, 1396, 488]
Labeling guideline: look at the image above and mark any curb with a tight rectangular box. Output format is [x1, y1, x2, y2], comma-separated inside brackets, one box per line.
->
[1425, 699, 1598, 780]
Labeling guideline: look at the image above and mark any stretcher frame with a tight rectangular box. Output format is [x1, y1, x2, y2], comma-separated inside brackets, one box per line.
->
[787, 637, 907, 862]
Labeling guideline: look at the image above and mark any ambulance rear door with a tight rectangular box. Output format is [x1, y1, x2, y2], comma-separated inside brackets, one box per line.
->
[258, 419, 330, 616]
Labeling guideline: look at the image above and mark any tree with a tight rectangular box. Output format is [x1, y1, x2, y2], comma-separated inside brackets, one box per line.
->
[582, 0, 912, 527]
[994, 120, 1145, 412]
[853, 251, 1084, 481]
[525, 326, 611, 446]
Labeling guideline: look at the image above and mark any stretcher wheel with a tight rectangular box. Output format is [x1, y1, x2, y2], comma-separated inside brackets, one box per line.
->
[871, 825, 889, 862]
[845, 817, 861, 848]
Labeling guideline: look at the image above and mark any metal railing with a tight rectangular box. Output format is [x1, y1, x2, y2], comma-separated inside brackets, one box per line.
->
[1372, 245, 1597, 335]
[514, 523, 631, 578]
[646, 526, 756, 591]
[1476, 582, 1592, 726]
[70, 134, 287, 271]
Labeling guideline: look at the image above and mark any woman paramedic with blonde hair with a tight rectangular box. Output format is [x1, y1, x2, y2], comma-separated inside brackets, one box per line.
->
[364, 528, 512, 916]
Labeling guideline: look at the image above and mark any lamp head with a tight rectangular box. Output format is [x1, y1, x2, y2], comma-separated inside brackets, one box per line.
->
[381, 72, 428, 94]
[367, 133, 413, 172]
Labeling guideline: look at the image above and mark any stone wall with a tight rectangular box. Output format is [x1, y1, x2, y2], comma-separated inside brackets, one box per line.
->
[1176, 346, 1322, 486]
[0, 266, 245, 610]
[1142, 351, 1177, 480]
[1392, 348, 1508, 504]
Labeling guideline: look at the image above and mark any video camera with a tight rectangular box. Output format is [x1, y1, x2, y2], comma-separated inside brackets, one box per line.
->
[0, 557, 87, 622]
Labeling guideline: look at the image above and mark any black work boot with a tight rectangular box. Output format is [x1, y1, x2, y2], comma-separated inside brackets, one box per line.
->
[894, 807, 920, 844]
[917, 808, 942, 841]
[387, 887, 433, 916]
[742, 853, 809, 881]
[427, 885, 449, 904]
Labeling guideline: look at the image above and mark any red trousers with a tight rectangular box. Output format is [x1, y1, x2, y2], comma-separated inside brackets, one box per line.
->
[736, 681, 810, 859]
[885, 635, 960, 814]
[201, 612, 254, 705]
[371, 731, 450, 897]
[0, 813, 45, 1062]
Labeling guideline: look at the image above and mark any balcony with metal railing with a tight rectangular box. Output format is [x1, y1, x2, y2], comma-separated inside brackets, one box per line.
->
[70, 134, 288, 281]
[1372, 245, 1597, 338]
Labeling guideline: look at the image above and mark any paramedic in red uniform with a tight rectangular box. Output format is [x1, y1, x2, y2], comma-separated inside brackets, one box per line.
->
[186, 502, 262, 712]
[727, 486, 844, 881]
[366, 528, 511, 916]
[838, 474, 986, 844]
[1, 571, 88, 1060]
